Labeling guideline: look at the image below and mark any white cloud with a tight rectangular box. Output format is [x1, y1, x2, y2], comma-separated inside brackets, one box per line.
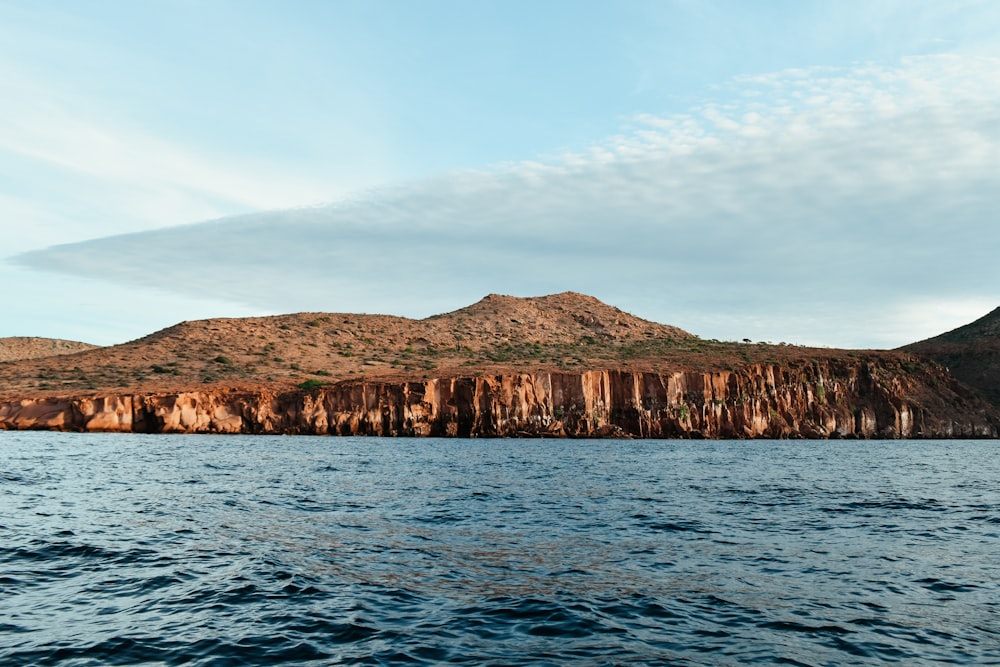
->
[14, 55, 1000, 348]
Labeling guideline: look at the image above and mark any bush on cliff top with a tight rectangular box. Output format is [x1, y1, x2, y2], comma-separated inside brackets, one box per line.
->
[298, 378, 327, 391]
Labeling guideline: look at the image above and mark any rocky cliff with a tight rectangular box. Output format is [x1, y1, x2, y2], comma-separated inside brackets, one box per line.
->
[2, 359, 995, 438]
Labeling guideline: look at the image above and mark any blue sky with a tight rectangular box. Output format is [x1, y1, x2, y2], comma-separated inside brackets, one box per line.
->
[3, 1, 999, 347]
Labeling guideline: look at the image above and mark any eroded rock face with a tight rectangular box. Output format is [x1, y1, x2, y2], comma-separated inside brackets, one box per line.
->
[1, 360, 995, 438]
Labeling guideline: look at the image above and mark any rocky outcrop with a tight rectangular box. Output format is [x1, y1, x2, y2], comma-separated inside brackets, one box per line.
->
[1, 359, 995, 438]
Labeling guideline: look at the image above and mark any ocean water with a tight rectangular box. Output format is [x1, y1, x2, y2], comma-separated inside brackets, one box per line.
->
[1, 433, 998, 666]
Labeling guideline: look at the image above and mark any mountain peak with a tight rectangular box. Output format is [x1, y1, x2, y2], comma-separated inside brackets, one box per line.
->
[435, 293, 693, 341]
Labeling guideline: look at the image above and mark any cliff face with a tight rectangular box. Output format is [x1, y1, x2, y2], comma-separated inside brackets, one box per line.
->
[1, 360, 995, 438]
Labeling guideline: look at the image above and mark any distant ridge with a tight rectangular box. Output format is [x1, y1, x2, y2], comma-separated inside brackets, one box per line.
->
[904, 306, 1000, 405]
[0, 337, 98, 363]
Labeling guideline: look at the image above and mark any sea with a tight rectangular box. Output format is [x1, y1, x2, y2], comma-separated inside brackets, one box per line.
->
[1, 432, 998, 666]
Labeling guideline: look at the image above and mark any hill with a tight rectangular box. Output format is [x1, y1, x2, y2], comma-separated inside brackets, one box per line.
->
[0, 292, 875, 398]
[1, 293, 997, 439]
[0, 337, 99, 363]
[903, 306, 1000, 405]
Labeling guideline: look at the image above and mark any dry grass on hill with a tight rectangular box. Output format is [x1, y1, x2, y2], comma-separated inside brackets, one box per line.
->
[0, 337, 99, 363]
[0, 292, 899, 399]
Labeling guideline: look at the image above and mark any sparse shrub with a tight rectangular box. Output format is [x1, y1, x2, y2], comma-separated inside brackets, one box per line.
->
[213, 356, 233, 365]
[298, 379, 327, 390]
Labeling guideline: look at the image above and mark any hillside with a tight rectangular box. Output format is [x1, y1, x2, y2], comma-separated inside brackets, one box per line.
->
[903, 306, 1000, 405]
[0, 337, 99, 363]
[1, 293, 997, 439]
[0, 291, 819, 399]
[0, 291, 915, 400]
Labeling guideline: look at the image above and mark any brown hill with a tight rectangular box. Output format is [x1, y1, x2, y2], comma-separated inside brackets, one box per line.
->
[903, 306, 1000, 405]
[0, 292, 700, 398]
[2, 293, 997, 438]
[430, 292, 692, 342]
[0, 337, 98, 363]
[0, 291, 954, 401]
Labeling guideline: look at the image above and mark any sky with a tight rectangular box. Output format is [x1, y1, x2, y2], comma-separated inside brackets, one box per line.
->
[2, 0, 1000, 348]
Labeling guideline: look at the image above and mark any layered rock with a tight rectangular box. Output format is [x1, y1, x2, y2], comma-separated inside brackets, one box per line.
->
[1, 359, 995, 438]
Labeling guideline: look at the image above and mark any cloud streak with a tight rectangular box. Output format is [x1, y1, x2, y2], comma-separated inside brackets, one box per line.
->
[0, 54, 379, 248]
[15, 55, 1000, 348]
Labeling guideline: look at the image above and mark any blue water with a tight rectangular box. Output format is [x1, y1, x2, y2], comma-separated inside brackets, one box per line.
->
[1, 433, 999, 665]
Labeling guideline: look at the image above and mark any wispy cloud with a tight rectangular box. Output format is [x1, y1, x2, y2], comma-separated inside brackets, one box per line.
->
[0, 55, 371, 248]
[15, 55, 1000, 348]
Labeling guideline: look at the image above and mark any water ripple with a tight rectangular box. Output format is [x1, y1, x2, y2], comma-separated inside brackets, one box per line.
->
[1, 433, 999, 665]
